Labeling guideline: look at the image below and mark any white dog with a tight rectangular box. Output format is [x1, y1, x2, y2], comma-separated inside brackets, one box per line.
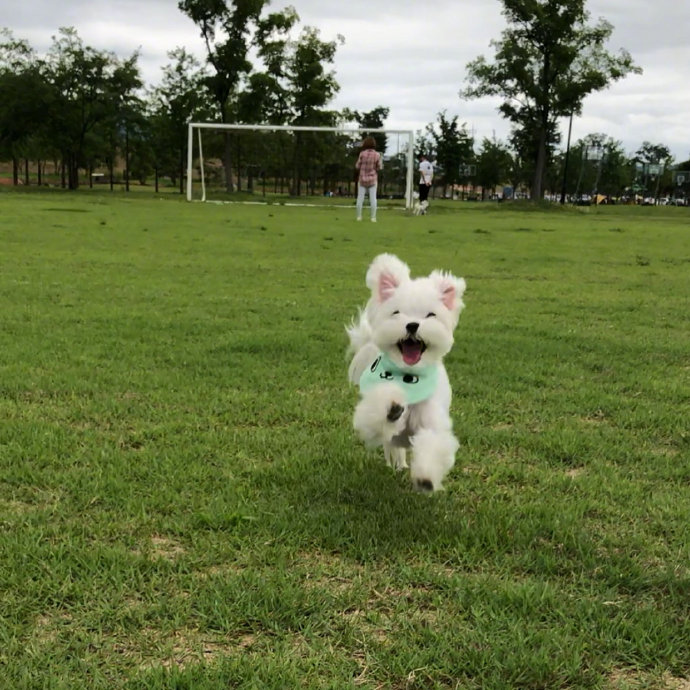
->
[346, 254, 466, 491]
[411, 192, 429, 215]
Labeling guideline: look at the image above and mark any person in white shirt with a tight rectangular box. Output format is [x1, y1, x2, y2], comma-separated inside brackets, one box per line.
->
[418, 154, 433, 203]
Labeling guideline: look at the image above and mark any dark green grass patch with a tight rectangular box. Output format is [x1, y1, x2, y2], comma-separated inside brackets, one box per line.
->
[1, 191, 689, 688]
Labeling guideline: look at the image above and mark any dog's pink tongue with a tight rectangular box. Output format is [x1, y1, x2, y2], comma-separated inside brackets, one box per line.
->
[401, 341, 422, 365]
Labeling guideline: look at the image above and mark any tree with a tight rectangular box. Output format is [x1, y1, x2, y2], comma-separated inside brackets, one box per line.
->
[274, 26, 343, 195]
[182, 17, 342, 197]
[43, 28, 142, 189]
[635, 142, 672, 166]
[425, 111, 473, 197]
[596, 141, 628, 198]
[565, 133, 628, 199]
[462, 0, 640, 200]
[671, 157, 690, 202]
[343, 106, 390, 154]
[0, 30, 55, 184]
[178, 0, 298, 192]
[507, 110, 560, 195]
[476, 137, 514, 198]
[633, 142, 673, 200]
[282, 27, 341, 127]
[149, 47, 211, 192]
[238, 8, 304, 125]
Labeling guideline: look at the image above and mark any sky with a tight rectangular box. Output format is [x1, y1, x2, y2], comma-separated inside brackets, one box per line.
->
[4, 0, 689, 162]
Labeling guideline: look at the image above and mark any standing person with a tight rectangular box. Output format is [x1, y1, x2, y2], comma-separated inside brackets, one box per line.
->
[418, 153, 434, 203]
[355, 136, 383, 222]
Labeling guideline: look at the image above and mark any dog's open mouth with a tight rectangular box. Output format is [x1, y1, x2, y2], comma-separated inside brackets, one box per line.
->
[398, 337, 426, 365]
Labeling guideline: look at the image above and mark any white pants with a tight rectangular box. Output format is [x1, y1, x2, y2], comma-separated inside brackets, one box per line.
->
[356, 184, 377, 219]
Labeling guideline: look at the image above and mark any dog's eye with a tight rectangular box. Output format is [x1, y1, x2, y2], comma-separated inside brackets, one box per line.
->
[392, 310, 400, 315]
[426, 312, 436, 318]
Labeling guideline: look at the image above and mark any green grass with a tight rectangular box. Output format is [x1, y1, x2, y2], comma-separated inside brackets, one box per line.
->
[1, 190, 689, 689]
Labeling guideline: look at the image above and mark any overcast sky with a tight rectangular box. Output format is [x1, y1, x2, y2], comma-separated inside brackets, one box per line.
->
[4, 0, 689, 161]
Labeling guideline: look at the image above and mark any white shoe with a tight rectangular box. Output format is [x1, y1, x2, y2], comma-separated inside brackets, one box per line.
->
[371, 218, 377, 223]
[356, 217, 362, 221]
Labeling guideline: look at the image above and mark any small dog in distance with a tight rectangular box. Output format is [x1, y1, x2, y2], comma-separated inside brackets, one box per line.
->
[411, 192, 429, 215]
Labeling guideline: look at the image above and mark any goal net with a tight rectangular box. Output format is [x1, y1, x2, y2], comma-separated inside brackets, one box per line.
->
[186, 123, 415, 208]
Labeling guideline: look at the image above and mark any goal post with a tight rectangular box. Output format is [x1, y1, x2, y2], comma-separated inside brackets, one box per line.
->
[186, 122, 415, 208]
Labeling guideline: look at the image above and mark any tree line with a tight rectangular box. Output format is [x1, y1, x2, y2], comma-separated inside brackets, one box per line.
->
[1, 0, 687, 201]
[419, 114, 690, 203]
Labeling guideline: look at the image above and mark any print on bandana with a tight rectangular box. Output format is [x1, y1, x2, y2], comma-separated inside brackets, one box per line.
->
[359, 352, 439, 405]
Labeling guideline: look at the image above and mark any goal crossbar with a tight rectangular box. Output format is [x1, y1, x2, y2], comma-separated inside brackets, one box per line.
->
[186, 122, 416, 208]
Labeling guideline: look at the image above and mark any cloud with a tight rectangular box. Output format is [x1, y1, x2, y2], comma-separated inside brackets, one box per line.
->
[2, 0, 688, 160]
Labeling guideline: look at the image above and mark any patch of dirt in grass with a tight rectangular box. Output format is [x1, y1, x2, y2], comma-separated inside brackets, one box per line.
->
[0, 488, 61, 516]
[340, 577, 442, 648]
[305, 571, 357, 593]
[117, 627, 252, 671]
[117, 434, 146, 451]
[32, 610, 73, 645]
[131, 535, 186, 561]
[135, 629, 332, 673]
[650, 445, 679, 458]
[33, 611, 256, 674]
[608, 670, 690, 689]
[14, 389, 51, 402]
[579, 410, 610, 425]
[293, 550, 365, 592]
[640, 556, 689, 580]
[150, 536, 186, 560]
[194, 562, 247, 580]
[0, 499, 35, 516]
[462, 464, 487, 478]
[341, 606, 392, 646]
[565, 467, 585, 479]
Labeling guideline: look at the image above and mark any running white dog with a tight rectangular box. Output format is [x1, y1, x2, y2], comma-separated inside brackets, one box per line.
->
[346, 254, 466, 491]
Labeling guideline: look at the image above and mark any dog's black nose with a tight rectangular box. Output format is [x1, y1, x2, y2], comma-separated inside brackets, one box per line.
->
[406, 322, 419, 335]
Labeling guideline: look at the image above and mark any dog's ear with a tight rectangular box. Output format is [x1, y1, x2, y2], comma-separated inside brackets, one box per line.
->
[430, 270, 466, 316]
[366, 254, 410, 302]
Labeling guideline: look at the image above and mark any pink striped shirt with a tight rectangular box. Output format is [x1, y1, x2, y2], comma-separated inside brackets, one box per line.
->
[356, 149, 382, 187]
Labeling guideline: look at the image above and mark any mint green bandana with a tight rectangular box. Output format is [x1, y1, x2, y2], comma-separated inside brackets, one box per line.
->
[359, 352, 439, 405]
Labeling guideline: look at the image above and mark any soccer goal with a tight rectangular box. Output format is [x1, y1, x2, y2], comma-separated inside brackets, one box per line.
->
[186, 122, 416, 208]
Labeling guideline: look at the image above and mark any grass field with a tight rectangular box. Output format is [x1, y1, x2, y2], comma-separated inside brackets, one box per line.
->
[0, 190, 688, 689]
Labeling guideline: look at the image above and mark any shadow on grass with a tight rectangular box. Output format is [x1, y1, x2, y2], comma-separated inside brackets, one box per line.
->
[249, 445, 473, 562]
[245, 441, 579, 574]
[242, 440, 690, 602]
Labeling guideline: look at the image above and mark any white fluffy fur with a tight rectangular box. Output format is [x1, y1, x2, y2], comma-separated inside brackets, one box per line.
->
[346, 253, 466, 491]
[411, 191, 429, 216]
[412, 198, 429, 215]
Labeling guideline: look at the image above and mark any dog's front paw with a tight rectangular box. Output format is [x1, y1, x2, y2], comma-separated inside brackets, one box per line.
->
[387, 402, 405, 422]
[353, 382, 408, 446]
[385, 399, 409, 439]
